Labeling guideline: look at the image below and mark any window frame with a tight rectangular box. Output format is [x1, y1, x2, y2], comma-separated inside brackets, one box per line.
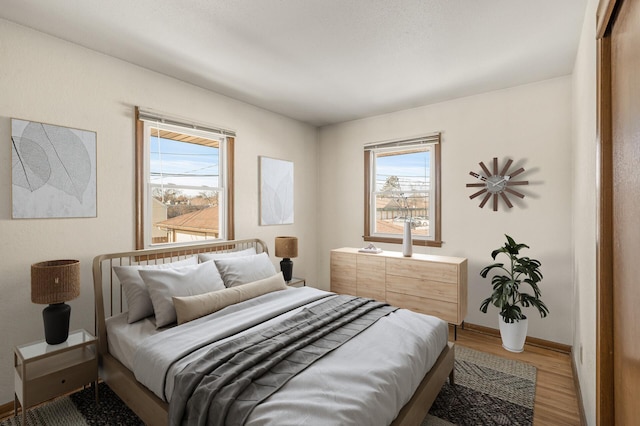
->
[135, 107, 235, 249]
[363, 134, 442, 248]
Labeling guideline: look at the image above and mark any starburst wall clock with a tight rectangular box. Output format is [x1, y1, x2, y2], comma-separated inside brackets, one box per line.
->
[466, 157, 529, 211]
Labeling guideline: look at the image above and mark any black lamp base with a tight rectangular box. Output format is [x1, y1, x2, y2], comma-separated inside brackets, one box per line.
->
[42, 303, 71, 345]
[280, 258, 293, 282]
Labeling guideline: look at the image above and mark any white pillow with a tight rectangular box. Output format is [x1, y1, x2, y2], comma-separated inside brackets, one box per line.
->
[172, 273, 288, 325]
[113, 257, 198, 323]
[198, 247, 257, 263]
[214, 252, 277, 288]
[139, 261, 225, 328]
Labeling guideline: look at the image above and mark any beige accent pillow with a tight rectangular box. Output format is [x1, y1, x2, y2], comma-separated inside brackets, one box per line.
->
[173, 273, 288, 325]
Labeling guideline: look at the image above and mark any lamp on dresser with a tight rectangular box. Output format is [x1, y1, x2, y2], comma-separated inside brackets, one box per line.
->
[275, 236, 298, 283]
[31, 259, 80, 345]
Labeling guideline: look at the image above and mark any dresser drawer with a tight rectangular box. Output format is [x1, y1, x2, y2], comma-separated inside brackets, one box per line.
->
[330, 251, 356, 295]
[386, 258, 459, 284]
[386, 274, 457, 303]
[386, 291, 459, 324]
[17, 357, 96, 407]
[356, 255, 386, 301]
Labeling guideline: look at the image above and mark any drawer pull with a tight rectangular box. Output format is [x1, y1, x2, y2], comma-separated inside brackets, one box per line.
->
[61, 379, 66, 384]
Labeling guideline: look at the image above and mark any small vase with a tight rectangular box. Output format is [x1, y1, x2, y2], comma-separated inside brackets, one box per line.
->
[402, 221, 412, 257]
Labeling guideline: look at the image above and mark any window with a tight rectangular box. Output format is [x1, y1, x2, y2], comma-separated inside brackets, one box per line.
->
[135, 108, 235, 249]
[364, 134, 441, 247]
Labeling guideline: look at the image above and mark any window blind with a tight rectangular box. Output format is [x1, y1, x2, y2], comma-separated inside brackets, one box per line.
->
[364, 133, 440, 151]
[137, 107, 236, 137]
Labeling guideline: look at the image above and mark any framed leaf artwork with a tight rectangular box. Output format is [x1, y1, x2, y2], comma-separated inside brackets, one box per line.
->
[11, 118, 97, 218]
[259, 156, 293, 225]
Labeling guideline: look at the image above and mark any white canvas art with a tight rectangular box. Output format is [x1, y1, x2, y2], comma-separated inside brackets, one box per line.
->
[11, 118, 97, 218]
[260, 156, 293, 225]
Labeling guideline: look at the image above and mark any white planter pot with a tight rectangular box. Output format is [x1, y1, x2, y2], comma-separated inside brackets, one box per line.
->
[498, 314, 528, 353]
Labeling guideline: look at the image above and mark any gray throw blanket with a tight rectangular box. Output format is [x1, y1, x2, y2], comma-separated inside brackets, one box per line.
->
[168, 295, 397, 426]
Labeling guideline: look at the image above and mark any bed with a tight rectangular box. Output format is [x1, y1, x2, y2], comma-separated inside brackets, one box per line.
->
[92, 238, 455, 425]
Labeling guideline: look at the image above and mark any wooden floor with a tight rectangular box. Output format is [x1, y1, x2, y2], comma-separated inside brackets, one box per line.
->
[451, 326, 582, 425]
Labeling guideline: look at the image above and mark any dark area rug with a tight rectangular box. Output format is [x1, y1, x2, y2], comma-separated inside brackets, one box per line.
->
[424, 346, 537, 426]
[70, 383, 143, 425]
[2, 346, 535, 426]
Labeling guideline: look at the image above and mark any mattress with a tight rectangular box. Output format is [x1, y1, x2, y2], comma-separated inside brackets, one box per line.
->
[106, 311, 160, 371]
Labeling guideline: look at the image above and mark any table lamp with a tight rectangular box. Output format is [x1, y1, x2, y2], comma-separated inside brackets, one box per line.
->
[31, 259, 80, 345]
[275, 236, 298, 282]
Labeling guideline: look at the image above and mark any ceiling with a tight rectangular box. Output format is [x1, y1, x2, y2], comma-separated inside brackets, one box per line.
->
[0, 0, 587, 127]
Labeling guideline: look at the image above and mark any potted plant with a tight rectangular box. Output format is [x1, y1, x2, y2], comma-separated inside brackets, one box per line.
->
[479, 235, 549, 352]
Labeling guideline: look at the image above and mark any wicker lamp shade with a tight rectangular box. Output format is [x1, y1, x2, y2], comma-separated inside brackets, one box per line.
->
[275, 237, 298, 283]
[275, 236, 298, 259]
[31, 260, 80, 305]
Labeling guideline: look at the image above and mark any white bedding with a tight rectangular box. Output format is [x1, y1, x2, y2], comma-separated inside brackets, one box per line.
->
[108, 287, 448, 426]
[106, 312, 159, 371]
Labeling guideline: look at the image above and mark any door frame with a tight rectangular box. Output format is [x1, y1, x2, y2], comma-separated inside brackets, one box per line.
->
[596, 0, 618, 424]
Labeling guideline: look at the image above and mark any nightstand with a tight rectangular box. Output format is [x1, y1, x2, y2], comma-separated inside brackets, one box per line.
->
[14, 329, 98, 426]
[287, 277, 306, 287]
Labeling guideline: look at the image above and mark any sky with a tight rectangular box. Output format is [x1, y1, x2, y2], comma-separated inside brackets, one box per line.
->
[375, 150, 430, 192]
[150, 136, 220, 191]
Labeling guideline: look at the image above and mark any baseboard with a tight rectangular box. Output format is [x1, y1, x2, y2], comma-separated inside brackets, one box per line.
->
[570, 351, 588, 426]
[461, 322, 572, 354]
[0, 400, 15, 421]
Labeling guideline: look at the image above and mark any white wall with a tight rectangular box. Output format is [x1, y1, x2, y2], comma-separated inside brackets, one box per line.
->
[0, 19, 318, 405]
[318, 77, 574, 345]
[571, 0, 598, 424]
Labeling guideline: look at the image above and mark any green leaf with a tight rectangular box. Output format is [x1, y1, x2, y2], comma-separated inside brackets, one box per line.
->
[479, 298, 491, 313]
[480, 263, 504, 278]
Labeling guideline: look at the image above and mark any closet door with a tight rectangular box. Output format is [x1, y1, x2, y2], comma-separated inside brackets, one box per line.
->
[611, 0, 640, 422]
[598, 0, 640, 423]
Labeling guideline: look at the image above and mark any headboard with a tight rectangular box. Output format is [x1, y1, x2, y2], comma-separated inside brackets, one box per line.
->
[92, 238, 268, 355]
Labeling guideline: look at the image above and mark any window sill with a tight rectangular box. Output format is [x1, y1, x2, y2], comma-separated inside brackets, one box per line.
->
[363, 236, 443, 248]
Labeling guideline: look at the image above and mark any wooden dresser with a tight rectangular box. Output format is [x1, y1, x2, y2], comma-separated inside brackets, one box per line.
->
[330, 248, 468, 325]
